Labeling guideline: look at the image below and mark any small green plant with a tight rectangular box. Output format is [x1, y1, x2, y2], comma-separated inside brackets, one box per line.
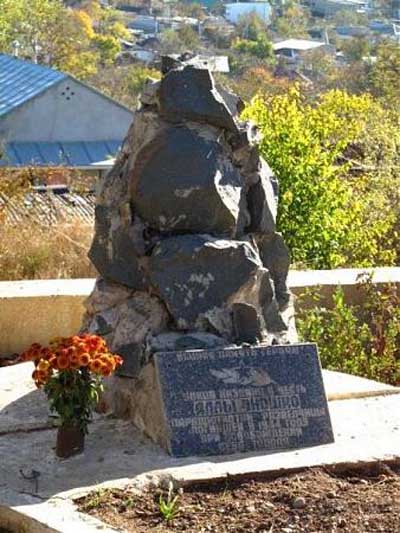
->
[297, 276, 400, 385]
[158, 481, 180, 522]
[80, 488, 107, 511]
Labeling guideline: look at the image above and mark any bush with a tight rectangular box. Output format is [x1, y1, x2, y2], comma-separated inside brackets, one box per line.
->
[243, 89, 399, 269]
[297, 278, 400, 385]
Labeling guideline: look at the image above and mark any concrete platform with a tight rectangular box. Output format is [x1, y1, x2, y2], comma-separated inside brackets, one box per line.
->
[1, 362, 399, 532]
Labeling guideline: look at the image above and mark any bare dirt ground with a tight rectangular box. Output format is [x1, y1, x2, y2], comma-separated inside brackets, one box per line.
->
[77, 463, 400, 532]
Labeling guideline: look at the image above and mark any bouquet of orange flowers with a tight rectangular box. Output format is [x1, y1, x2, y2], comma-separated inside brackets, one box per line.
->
[20, 334, 123, 439]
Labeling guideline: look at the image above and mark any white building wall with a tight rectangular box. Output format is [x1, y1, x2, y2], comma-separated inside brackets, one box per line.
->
[0, 77, 133, 143]
[225, 2, 272, 24]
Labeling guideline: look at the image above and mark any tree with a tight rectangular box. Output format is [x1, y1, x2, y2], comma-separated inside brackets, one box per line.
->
[339, 36, 371, 62]
[88, 64, 161, 109]
[178, 25, 200, 50]
[332, 9, 368, 26]
[0, 0, 129, 78]
[233, 35, 274, 59]
[243, 89, 399, 268]
[369, 41, 400, 105]
[220, 65, 292, 102]
[236, 12, 268, 41]
[272, 4, 310, 38]
[159, 29, 185, 54]
[0, 0, 97, 77]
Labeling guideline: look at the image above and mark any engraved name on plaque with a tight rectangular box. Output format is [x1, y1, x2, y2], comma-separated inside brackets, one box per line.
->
[154, 343, 334, 457]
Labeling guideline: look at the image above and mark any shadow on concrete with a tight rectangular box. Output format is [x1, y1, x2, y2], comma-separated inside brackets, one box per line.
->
[1, 386, 280, 506]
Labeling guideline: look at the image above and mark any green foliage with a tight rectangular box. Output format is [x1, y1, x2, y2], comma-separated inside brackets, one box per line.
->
[339, 36, 372, 62]
[158, 482, 180, 522]
[297, 280, 400, 385]
[243, 88, 399, 268]
[233, 35, 273, 59]
[88, 64, 161, 109]
[236, 12, 268, 41]
[44, 368, 103, 433]
[0, 0, 128, 78]
[369, 41, 400, 105]
[178, 24, 200, 49]
[92, 33, 121, 66]
[272, 4, 310, 38]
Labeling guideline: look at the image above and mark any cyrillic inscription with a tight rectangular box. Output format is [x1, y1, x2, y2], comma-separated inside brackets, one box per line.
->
[155, 343, 334, 457]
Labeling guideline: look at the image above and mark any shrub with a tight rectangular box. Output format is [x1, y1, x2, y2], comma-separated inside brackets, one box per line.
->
[297, 278, 400, 385]
[243, 89, 399, 269]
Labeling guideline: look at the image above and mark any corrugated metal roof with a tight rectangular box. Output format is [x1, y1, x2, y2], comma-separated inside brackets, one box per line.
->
[0, 141, 120, 168]
[0, 190, 96, 225]
[0, 54, 67, 117]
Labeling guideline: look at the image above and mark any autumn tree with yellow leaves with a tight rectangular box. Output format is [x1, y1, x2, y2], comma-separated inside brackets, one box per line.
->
[0, 0, 129, 78]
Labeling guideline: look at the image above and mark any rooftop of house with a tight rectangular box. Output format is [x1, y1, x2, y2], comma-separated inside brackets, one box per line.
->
[0, 186, 96, 225]
[1, 141, 119, 169]
[0, 54, 67, 117]
[273, 39, 326, 52]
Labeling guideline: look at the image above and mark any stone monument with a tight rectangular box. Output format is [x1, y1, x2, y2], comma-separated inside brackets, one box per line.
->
[83, 54, 333, 456]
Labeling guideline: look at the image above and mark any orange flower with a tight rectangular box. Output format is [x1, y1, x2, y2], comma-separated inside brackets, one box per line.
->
[78, 353, 91, 367]
[57, 355, 70, 370]
[76, 343, 87, 356]
[60, 348, 69, 359]
[113, 355, 123, 367]
[37, 359, 50, 372]
[48, 355, 57, 369]
[89, 359, 103, 374]
[100, 365, 112, 377]
[69, 352, 80, 365]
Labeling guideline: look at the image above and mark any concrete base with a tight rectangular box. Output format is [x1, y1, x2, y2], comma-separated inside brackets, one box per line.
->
[0, 362, 399, 532]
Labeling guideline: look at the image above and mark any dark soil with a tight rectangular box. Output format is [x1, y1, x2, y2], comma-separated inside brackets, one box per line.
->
[77, 463, 400, 532]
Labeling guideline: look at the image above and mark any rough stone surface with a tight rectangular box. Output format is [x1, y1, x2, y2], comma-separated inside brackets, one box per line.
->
[158, 66, 238, 133]
[88, 205, 146, 290]
[85, 292, 169, 375]
[148, 332, 229, 353]
[258, 232, 291, 310]
[232, 302, 262, 344]
[150, 235, 264, 332]
[85, 56, 295, 381]
[83, 278, 133, 315]
[247, 159, 278, 234]
[130, 126, 243, 235]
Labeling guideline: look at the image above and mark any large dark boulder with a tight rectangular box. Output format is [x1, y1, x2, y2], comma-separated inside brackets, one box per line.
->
[88, 205, 146, 290]
[158, 66, 238, 132]
[149, 234, 263, 331]
[130, 126, 243, 236]
[258, 232, 291, 310]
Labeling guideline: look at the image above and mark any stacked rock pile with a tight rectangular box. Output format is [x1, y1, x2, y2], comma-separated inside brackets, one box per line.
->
[83, 55, 295, 377]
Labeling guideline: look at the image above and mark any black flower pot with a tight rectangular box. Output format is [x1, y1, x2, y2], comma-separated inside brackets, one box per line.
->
[56, 425, 85, 458]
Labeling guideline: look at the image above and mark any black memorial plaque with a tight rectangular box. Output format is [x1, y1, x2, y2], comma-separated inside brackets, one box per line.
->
[154, 343, 334, 457]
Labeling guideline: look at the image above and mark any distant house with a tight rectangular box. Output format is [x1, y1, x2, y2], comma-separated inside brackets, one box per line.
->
[0, 54, 134, 173]
[309, 0, 368, 17]
[273, 39, 326, 59]
[225, 2, 272, 24]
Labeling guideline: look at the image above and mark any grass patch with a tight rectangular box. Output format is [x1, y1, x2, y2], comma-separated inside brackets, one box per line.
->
[0, 221, 95, 280]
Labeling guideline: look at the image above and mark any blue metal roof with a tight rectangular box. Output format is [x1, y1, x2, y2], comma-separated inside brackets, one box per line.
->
[0, 141, 121, 168]
[0, 54, 67, 117]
